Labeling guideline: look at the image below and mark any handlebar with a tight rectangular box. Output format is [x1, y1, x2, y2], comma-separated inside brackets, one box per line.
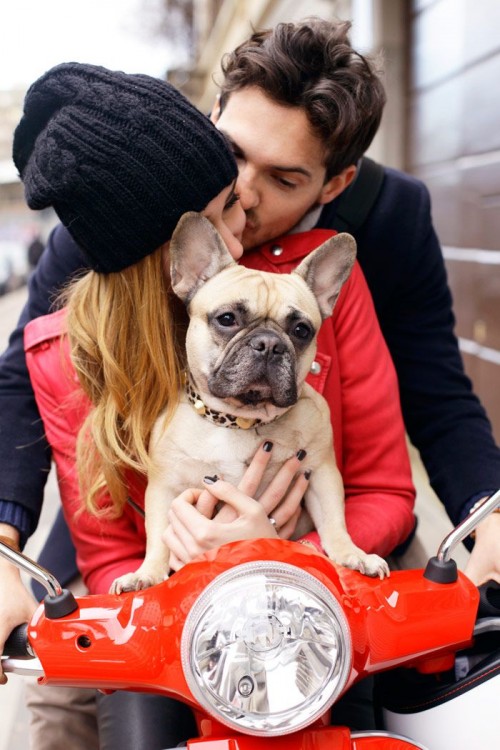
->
[3, 623, 32, 658]
[438, 489, 500, 563]
[0, 539, 63, 598]
[0, 540, 78, 619]
[2, 622, 42, 678]
[478, 580, 500, 618]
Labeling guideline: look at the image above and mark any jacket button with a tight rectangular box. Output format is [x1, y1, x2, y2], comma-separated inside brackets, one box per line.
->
[271, 244, 283, 256]
[310, 360, 321, 375]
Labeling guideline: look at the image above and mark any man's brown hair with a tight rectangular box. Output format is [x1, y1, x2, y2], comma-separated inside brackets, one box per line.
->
[219, 18, 386, 178]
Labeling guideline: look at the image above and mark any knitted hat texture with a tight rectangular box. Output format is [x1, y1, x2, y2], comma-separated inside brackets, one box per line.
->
[13, 62, 237, 272]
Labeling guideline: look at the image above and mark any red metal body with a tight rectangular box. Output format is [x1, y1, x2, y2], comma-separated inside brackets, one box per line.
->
[26, 538, 479, 749]
[185, 728, 424, 749]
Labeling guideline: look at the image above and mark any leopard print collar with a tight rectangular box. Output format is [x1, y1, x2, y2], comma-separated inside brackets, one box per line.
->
[185, 375, 266, 430]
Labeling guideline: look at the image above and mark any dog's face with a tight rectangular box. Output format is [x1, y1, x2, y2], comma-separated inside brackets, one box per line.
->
[169, 213, 356, 421]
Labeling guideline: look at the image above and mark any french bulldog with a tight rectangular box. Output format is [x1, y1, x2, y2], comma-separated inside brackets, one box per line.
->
[111, 213, 389, 593]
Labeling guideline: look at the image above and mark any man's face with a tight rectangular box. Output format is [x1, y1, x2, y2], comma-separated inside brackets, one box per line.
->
[213, 86, 355, 250]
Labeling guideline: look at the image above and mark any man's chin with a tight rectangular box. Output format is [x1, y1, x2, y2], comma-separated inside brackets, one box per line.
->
[242, 227, 271, 252]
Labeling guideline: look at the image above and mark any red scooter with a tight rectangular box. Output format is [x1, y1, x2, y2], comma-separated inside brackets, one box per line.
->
[2, 490, 500, 750]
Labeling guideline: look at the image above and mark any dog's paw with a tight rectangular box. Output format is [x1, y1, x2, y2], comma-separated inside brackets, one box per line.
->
[341, 551, 390, 580]
[109, 569, 165, 595]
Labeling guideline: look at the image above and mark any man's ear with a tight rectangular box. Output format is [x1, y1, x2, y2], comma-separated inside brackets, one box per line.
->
[293, 233, 357, 319]
[318, 164, 357, 205]
[169, 212, 235, 304]
[209, 94, 221, 124]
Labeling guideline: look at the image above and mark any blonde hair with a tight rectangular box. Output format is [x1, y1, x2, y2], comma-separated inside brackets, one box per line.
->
[64, 246, 184, 516]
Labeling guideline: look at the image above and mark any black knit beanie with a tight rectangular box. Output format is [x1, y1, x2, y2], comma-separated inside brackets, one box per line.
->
[13, 62, 237, 273]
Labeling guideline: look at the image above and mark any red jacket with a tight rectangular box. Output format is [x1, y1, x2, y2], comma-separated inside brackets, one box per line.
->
[25, 229, 415, 594]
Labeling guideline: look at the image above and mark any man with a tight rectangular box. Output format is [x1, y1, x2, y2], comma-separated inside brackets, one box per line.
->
[211, 19, 500, 584]
[1, 14, 499, 738]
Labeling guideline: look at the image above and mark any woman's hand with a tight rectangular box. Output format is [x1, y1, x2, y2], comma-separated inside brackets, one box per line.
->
[163, 442, 310, 570]
[464, 512, 500, 586]
[0, 560, 37, 684]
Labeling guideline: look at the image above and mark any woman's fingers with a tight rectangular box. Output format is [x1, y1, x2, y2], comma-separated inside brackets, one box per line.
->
[163, 448, 312, 571]
[166, 477, 279, 567]
[168, 549, 184, 572]
[258, 451, 309, 514]
[162, 489, 205, 564]
[266, 468, 311, 531]
[212, 447, 311, 527]
[165, 483, 254, 562]
[202, 477, 280, 540]
[194, 488, 219, 518]
[237, 441, 275, 497]
[202, 476, 263, 515]
[164, 514, 198, 565]
[257, 450, 308, 515]
[201, 441, 274, 524]
[211, 455, 273, 522]
[276, 505, 303, 540]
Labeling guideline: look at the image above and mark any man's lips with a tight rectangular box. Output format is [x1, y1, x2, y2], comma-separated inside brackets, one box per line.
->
[244, 214, 257, 231]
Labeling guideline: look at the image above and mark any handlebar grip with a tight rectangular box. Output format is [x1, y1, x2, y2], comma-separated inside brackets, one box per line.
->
[477, 580, 500, 618]
[3, 623, 31, 657]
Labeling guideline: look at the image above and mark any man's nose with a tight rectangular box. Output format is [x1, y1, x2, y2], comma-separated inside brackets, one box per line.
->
[237, 165, 259, 210]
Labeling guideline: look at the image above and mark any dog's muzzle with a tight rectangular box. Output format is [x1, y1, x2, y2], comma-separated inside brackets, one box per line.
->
[248, 330, 287, 358]
[208, 328, 298, 407]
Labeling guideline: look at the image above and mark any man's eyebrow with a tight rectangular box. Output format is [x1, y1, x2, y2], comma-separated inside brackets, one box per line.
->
[272, 164, 312, 178]
[220, 130, 313, 178]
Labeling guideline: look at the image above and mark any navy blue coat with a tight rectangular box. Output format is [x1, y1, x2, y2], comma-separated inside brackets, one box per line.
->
[1, 165, 499, 563]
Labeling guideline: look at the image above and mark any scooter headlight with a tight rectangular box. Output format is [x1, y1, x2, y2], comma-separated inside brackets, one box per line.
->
[181, 561, 351, 736]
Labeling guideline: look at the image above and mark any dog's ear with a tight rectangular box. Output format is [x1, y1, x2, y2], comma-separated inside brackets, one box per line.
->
[293, 233, 357, 319]
[169, 212, 236, 303]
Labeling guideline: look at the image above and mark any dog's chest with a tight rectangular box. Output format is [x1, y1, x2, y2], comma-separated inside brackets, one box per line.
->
[150, 387, 331, 490]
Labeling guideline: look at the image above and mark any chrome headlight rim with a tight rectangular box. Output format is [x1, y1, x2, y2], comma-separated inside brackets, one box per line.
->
[181, 560, 352, 736]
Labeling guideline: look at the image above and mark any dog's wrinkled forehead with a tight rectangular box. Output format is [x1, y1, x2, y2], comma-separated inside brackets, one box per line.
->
[189, 264, 322, 327]
[170, 213, 357, 322]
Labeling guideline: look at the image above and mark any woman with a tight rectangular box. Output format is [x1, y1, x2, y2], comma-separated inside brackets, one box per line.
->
[9, 62, 318, 750]
[14, 63, 414, 746]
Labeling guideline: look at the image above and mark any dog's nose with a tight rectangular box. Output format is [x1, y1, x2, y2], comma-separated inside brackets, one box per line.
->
[249, 332, 286, 356]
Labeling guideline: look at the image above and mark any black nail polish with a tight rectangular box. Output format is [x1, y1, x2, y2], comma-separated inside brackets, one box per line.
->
[203, 475, 219, 485]
[263, 441, 273, 452]
[296, 449, 307, 461]
[304, 469, 312, 480]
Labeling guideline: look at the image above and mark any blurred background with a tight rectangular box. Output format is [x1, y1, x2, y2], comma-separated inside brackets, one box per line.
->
[0, 0, 498, 745]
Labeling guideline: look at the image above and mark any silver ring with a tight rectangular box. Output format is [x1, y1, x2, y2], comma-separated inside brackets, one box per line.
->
[268, 516, 277, 527]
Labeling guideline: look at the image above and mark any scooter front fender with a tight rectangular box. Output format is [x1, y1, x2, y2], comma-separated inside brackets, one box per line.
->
[184, 728, 427, 750]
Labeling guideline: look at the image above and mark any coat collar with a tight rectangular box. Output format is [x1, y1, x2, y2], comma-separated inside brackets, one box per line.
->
[242, 228, 337, 270]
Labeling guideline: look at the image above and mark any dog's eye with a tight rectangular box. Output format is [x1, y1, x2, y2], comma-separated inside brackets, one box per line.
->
[216, 312, 237, 327]
[292, 322, 312, 339]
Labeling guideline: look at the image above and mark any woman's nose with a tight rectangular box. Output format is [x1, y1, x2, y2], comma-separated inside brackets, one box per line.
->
[226, 234, 244, 260]
[233, 200, 246, 237]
